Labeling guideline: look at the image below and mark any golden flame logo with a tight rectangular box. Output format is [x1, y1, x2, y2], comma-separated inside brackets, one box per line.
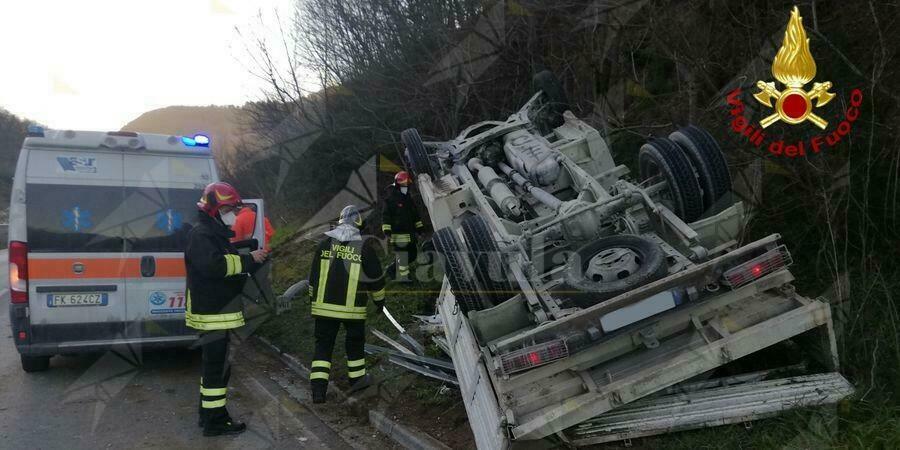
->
[754, 6, 835, 129]
[772, 7, 816, 87]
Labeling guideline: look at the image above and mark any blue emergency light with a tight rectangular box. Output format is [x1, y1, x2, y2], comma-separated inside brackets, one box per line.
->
[27, 125, 45, 137]
[182, 134, 210, 148]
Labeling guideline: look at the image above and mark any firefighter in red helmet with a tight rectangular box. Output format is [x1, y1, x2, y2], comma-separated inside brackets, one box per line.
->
[186, 182, 268, 436]
[381, 171, 425, 282]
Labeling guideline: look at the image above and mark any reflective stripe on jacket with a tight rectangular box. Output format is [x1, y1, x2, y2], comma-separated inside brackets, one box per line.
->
[382, 185, 425, 234]
[184, 211, 259, 330]
[308, 233, 385, 321]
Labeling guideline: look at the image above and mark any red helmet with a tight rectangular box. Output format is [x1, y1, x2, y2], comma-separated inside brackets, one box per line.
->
[197, 182, 243, 217]
[394, 171, 412, 186]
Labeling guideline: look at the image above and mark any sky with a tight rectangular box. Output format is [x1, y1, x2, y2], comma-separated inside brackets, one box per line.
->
[0, 0, 297, 130]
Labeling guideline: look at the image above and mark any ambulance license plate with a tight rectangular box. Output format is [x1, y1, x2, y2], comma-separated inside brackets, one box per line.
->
[47, 293, 108, 307]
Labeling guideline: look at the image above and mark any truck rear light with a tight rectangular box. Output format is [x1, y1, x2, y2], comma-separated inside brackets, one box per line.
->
[9, 241, 29, 304]
[722, 245, 792, 289]
[500, 339, 569, 374]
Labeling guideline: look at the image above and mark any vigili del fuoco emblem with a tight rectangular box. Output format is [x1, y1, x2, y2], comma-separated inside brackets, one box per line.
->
[754, 6, 835, 129]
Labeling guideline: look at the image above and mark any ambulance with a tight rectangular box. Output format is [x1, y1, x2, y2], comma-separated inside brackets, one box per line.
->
[6, 128, 255, 372]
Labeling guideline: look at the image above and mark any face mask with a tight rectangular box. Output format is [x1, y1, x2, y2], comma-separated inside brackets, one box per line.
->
[220, 210, 237, 227]
[400, 187, 408, 195]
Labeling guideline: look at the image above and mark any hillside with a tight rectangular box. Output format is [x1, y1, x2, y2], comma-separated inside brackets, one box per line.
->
[121, 105, 259, 177]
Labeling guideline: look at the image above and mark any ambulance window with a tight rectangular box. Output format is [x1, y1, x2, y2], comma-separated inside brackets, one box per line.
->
[26, 184, 124, 252]
[122, 187, 201, 252]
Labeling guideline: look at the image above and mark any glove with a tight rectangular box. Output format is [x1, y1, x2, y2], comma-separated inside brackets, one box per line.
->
[374, 302, 385, 315]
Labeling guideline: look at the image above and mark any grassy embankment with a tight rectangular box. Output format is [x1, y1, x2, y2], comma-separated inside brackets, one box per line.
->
[257, 223, 473, 446]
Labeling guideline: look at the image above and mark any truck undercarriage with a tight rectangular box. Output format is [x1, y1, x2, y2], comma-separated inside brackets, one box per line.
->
[402, 72, 852, 448]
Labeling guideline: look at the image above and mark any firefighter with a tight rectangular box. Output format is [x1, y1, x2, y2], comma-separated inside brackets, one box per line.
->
[308, 205, 386, 403]
[381, 171, 425, 281]
[185, 182, 268, 437]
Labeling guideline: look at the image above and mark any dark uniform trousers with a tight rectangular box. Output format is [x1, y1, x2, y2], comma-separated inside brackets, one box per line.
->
[310, 318, 367, 388]
[198, 330, 232, 420]
[390, 234, 418, 278]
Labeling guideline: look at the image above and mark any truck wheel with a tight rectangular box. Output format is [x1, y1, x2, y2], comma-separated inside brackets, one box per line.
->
[533, 70, 570, 128]
[433, 227, 490, 314]
[401, 128, 437, 180]
[21, 355, 50, 372]
[669, 125, 732, 211]
[461, 215, 515, 304]
[639, 137, 704, 223]
[560, 235, 667, 308]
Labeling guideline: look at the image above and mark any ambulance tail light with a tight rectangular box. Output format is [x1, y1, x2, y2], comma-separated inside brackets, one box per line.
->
[499, 339, 568, 375]
[723, 245, 792, 289]
[9, 241, 29, 304]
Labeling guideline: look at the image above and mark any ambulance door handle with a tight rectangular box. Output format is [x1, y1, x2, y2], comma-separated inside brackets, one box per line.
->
[140, 256, 156, 277]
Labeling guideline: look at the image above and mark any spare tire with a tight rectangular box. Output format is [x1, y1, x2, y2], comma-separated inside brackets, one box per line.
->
[669, 125, 732, 212]
[432, 227, 490, 314]
[639, 137, 704, 223]
[532, 70, 569, 128]
[461, 215, 515, 304]
[401, 128, 437, 180]
[560, 235, 668, 308]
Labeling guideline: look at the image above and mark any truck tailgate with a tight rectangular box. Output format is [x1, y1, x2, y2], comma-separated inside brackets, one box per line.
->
[568, 372, 853, 446]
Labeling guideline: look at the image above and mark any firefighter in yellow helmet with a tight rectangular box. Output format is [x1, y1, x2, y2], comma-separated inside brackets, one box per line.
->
[186, 182, 268, 436]
[307, 205, 386, 403]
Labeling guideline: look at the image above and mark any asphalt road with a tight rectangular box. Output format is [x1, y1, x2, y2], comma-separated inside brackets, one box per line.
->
[0, 250, 392, 449]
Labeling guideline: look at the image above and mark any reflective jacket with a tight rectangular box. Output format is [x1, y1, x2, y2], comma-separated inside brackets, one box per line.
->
[184, 211, 259, 331]
[230, 208, 275, 250]
[308, 225, 385, 321]
[381, 185, 424, 237]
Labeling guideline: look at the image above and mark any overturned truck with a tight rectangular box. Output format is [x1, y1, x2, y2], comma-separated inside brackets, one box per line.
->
[401, 72, 852, 448]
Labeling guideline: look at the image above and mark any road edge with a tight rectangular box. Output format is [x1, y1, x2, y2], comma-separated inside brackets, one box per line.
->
[254, 336, 451, 450]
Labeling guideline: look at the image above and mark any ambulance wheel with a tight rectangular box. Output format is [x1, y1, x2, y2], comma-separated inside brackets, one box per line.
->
[21, 355, 50, 373]
[461, 215, 515, 304]
[560, 235, 668, 308]
[433, 227, 489, 314]
[669, 125, 732, 211]
[639, 137, 704, 223]
[401, 128, 437, 180]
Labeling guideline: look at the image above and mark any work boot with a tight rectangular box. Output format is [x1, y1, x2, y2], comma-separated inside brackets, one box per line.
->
[311, 383, 328, 404]
[203, 415, 246, 437]
[396, 267, 413, 284]
[347, 374, 372, 393]
[197, 408, 208, 428]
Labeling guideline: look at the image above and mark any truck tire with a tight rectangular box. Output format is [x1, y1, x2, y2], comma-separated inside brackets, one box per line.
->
[21, 355, 50, 372]
[401, 128, 437, 180]
[461, 215, 515, 304]
[433, 227, 489, 314]
[560, 235, 668, 308]
[669, 125, 732, 211]
[533, 70, 570, 128]
[639, 137, 704, 223]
